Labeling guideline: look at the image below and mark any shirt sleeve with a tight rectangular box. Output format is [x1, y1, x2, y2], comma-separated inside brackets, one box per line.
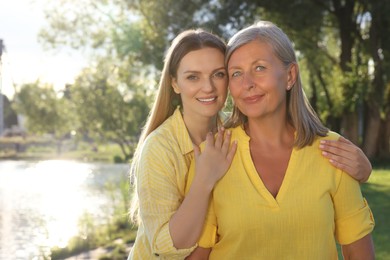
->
[333, 170, 375, 245]
[136, 137, 196, 259]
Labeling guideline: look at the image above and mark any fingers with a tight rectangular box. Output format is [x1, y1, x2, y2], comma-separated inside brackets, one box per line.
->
[327, 158, 354, 174]
[321, 147, 355, 169]
[320, 138, 372, 183]
[214, 127, 224, 149]
[201, 128, 237, 160]
[204, 131, 215, 148]
[221, 129, 231, 155]
[338, 136, 353, 145]
[226, 140, 238, 162]
[320, 139, 354, 154]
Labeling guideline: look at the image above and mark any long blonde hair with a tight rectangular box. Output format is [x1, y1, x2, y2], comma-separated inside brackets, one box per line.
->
[224, 21, 328, 148]
[130, 29, 226, 222]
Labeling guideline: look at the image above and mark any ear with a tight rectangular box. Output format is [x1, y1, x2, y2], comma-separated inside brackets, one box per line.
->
[171, 77, 181, 94]
[286, 63, 297, 90]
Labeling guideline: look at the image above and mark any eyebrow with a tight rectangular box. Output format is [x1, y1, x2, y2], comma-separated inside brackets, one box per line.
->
[183, 66, 226, 74]
[228, 59, 268, 70]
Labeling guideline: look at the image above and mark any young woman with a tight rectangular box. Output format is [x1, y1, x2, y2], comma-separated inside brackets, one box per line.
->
[129, 28, 373, 260]
[188, 21, 375, 259]
[128, 29, 237, 259]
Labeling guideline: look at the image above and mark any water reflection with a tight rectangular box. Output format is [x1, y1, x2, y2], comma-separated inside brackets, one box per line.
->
[0, 160, 129, 260]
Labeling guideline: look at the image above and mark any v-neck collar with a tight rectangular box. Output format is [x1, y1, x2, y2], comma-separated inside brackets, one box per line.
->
[237, 126, 297, 208]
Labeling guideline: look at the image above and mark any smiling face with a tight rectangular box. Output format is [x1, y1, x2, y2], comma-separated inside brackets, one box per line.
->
[228, 40, 295, 121]
[172, 47, 228, 120]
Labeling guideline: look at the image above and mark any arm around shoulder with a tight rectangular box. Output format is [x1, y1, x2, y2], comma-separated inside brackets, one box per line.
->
[319, 136, 372, 182]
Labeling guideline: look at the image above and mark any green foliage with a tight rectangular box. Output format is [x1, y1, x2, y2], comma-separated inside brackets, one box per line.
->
[34, 0, 390, 159]
[71, 57, 150, 160]
[13, 82, 76, 139]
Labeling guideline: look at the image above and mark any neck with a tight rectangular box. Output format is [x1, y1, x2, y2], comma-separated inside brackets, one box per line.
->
[246, 116, 294, 148]
[183, 114, 218, 145]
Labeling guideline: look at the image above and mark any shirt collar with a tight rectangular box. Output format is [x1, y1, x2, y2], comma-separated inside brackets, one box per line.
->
[171, 107, 194, 155]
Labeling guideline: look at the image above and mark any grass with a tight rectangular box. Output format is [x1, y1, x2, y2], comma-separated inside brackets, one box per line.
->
[336, 164, 390, 259]
[361, 166, 390, 259]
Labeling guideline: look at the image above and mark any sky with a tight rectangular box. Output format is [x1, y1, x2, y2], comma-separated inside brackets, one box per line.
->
[0, 0, 87, 99]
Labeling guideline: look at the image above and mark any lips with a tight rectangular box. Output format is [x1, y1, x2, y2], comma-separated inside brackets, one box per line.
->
[243, 94, 264, 103]
[197, 97, 217, 103]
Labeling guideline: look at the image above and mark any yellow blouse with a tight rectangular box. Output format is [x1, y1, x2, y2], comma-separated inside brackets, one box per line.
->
[129, 108, 196, 259]
[187, 126, 375, 259]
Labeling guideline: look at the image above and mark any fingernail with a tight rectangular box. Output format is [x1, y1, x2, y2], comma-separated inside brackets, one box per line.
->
[319, 144, 324, 149]
[320, 140, 326, 144]
[322, 151, 328, 156]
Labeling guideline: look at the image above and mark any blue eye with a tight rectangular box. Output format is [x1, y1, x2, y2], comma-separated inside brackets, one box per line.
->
[231, 71, 242, 78]
[255, 65, 265, 71]
[213, 71, 226, 78]
[187, 75, 198, 80]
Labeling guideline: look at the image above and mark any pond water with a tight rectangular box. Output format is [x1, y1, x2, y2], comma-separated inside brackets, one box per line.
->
[0, 160, 130, 260]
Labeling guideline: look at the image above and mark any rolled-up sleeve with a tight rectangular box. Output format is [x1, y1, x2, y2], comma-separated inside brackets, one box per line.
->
[137, 138, 196, 259]
[333, 171, 375, 245]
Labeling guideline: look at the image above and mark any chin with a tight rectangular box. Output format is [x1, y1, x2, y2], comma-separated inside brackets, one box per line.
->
[201, 108, 220, 117]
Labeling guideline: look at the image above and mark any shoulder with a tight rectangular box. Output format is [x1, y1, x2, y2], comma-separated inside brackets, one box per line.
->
[323, 131, 340, 141]
[312, 130, 340, 146]
[143, 122, 177, 153]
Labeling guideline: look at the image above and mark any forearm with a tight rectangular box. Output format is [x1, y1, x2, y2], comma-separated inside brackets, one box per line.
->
[185, 247, 211, 259]
[169, 177, 213, 249]
[341, 234, 375, 260]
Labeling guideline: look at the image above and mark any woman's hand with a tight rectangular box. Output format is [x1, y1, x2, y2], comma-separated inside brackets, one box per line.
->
[193, 127, 237, 191]
[319, 136, 372, 183]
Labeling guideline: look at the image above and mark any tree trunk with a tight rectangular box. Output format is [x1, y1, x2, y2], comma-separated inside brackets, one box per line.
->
[361, 2, 386, 159]
[363, 104, 381, 159]
[340, 112, 359, 145]
[378, 112, 390, 159]
[331, 0, 359, 144]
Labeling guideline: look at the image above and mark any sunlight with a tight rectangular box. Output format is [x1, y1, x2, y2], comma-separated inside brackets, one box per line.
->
[0, 160, 98, 256]
[0, 159, 129, 258]
[24, 160, 94, 248]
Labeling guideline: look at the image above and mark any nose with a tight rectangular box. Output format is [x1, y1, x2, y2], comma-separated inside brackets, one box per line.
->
[203, 78, 215, 93]
[242, 73, 255, 90]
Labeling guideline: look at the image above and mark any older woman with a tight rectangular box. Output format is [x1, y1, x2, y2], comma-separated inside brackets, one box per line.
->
[187, 21, 374, 259]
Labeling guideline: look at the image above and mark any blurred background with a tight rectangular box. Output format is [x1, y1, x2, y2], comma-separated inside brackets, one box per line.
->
[0, 0, 389, 259]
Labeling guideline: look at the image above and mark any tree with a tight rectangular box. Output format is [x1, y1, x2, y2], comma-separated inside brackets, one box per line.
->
[1, 94, 18, 130]
[14, 82, 76, 153]
[70, 58, 150, 161]
[38, 0, 390, 159]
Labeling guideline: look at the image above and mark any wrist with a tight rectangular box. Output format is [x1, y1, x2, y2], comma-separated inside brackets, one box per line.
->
[191, 174, 215, 193]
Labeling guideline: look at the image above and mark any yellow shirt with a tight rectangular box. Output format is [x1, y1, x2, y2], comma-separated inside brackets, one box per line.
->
[129, 108, 196, 259]
[187, 126, 375, 260]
